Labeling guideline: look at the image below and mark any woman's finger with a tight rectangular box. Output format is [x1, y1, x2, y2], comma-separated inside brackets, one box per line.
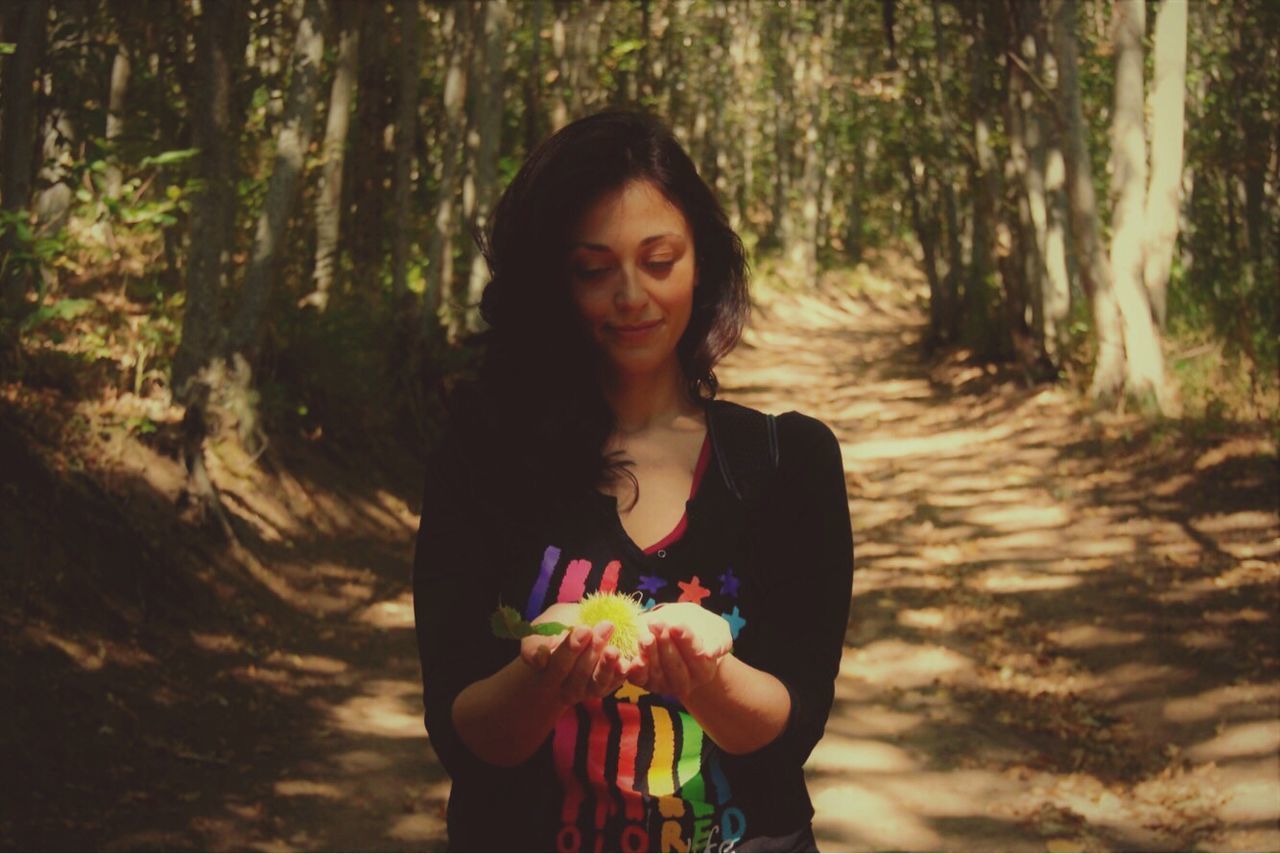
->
[562, 629, 605, 701]
[546, 624, 591, 683]
[591, 646, 623, 697]
[657, 629, 691, 695]
[639, 629, 667, 693]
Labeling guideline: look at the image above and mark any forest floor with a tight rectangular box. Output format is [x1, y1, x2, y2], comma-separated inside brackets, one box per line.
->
[2, 249, 1277, 852]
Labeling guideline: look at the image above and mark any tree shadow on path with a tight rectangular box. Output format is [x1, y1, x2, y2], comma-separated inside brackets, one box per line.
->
[719, 254, 1279, 852]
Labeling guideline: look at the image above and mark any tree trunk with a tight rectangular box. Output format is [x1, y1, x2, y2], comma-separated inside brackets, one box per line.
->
[348, 0, 390, 301]
[172, 0, 248, 395]
[906, 155, 945, 348]
[963, 3, 1001, 358]
[524, 0, 543, 154]
[1038, 23, 1071, 363]
[1142, 0, 1187, 330]
[228, 0, 328, 361]
[1008, 0, 1046, 356]
[1108, 0, 1173, 412]
[391, 0, 420, 306]
[549, 3, 569, 132]
[1052, 0, 1125, 401]
[928, 0, 963, 342]
[790, 12, 824, 283]
[0, 0, 48, 328]
[460, 0, 508, 338]
[304, 0, 360, 313]
[425, 0, 469, 338]
[170, 0, 250, 532]
[104, 41, 131, 199]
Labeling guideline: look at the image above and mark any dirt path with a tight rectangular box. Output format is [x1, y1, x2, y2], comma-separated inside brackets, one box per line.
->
[6, 252, 1276, 852]
[723, 255, 1279, 852]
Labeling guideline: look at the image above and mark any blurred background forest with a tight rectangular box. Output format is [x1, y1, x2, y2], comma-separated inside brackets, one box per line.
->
[1, 0, 1276, 466]
[1, 0, 1278, 850]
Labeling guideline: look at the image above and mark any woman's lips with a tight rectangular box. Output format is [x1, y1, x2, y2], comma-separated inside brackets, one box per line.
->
[609, 319, 662, 339]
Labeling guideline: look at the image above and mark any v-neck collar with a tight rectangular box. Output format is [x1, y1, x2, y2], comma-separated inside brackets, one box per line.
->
[590, 397, 723, 563]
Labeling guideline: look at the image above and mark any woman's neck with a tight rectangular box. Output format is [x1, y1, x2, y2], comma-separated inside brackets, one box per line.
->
[600, 361, 700, 436]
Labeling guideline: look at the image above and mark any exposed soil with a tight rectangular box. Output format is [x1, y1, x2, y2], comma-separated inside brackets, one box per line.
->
[3, 250, 1276, 851]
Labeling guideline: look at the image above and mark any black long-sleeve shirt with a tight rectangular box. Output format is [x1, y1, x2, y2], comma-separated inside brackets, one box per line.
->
[412, 398, 854, 852]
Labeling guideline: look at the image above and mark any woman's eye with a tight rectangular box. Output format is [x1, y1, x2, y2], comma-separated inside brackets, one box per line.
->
[646, 260, 675, 271]
[574, 266, 610, 279]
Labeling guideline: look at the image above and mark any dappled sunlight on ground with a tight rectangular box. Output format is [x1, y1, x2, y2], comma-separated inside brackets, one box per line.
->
[720, 252, 1280, 851]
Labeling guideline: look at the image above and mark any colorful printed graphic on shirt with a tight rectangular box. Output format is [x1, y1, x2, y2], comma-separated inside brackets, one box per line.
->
[528, 545, 749, 853]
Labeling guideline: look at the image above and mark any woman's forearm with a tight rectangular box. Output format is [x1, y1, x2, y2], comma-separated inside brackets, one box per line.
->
[681, 654, 791, 755]
[452, 657, 567, 766]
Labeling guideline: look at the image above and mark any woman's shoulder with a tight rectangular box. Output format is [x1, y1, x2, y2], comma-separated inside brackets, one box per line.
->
[709, 398, 842, 482]
[710, 398, 838, 451]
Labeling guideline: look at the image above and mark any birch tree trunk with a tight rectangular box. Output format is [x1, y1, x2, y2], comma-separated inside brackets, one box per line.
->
[1108, 0, 1173, 412]
[391, 0, 420, 306]
[228, 0, 328, 360]
[1039, 25, 1071, 363]
[1052, 0, 1125, 401]
[1009, 1, 1046, 352]
[461, 0, 508, 337]
[1142, 0, 1186, 330]
[304, 0, 360, 313]
[791, 13, 825, 284]
[104, 42, 131, 199]
[425, 0, 468, 338]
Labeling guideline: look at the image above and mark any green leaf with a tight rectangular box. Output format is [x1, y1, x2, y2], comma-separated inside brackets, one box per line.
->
[489, 604, 569, 640]
[0, 43, 15, 56]
[140, 148, 200, 168]
[20, 298, 94, 333]
[490, 604, 530, 640]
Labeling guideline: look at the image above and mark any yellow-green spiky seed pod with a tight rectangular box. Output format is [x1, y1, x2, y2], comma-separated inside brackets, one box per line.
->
[578, 590, 646, 657]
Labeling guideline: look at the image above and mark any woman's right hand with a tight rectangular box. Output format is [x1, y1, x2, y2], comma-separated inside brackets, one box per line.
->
[520, 603, 629, 704]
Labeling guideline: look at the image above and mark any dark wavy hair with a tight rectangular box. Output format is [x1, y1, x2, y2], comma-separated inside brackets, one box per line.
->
[441, 109, 749, 529]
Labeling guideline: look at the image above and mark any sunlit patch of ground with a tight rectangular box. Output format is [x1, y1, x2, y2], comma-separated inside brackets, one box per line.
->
[721, 251, 1280, 851]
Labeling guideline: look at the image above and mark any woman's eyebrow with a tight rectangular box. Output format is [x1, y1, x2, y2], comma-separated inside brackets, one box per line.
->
[572, 233, 681, 251]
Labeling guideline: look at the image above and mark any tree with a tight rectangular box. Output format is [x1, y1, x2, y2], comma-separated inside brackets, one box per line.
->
[228, 0, 328, 361]
[1052, 0, 1125, 402]
[0, 0, 49, 331]
[459, 0, 508, 338]
[303, 0, 361, 313]
[171, 0, 250, 526]
[1106, 0, 1173, 412]
[1142, 0, 1187, 330]
[391, 0, 421, 307]
[425, 0, 469, 340]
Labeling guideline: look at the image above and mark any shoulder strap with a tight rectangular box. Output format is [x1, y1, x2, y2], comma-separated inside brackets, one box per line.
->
[706, 399, 780, 505]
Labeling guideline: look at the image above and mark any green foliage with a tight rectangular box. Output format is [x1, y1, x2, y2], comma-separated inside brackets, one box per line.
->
[139, 148, 200, 169]
[0, 211, 72, 293]
[19, 298, 95, 334]
[490, 605, 569, 641]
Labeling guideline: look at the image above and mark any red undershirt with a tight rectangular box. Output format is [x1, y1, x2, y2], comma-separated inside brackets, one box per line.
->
[641, 430, 712, 555]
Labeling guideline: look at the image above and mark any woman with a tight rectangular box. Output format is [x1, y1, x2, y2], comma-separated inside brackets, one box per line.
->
[413, 109, 853, 852]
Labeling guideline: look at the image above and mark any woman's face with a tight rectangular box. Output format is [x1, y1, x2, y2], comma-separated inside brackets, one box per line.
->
[567, 179, 697, 382]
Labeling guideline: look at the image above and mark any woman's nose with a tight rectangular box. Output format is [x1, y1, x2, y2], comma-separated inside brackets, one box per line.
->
[613, 265, 648, 309]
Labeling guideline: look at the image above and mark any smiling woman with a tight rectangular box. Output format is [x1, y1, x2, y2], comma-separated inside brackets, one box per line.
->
[570, 182, 697, 375]
[412, 110, 853, 853]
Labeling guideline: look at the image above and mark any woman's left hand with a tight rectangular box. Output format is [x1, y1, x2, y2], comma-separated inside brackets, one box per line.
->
[629, 602, 732, 699]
